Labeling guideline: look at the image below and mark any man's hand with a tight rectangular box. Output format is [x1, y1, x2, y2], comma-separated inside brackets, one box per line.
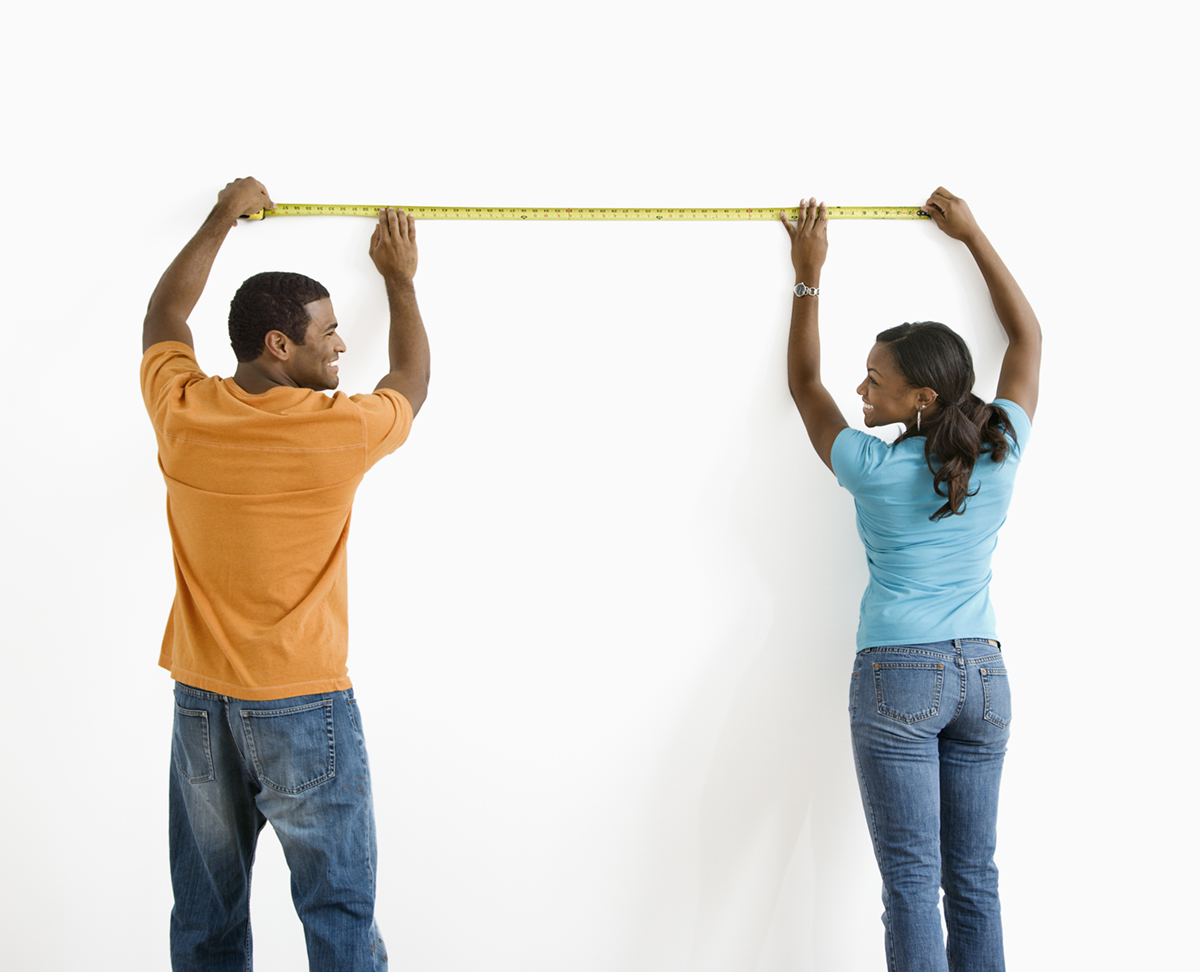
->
[369, 208, 418, 282]
[143, 177, 273, 353]
[215, 177, 274, 226]
[921, 187, 981, 244]
[780, 197, 829, 281]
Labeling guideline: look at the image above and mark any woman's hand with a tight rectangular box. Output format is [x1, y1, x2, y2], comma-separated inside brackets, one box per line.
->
[921, 187, 982, 244]
[780, 198, 828, 281]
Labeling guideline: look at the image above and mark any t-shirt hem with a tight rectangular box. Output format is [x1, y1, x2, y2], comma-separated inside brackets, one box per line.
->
[165, 663, 353, 701]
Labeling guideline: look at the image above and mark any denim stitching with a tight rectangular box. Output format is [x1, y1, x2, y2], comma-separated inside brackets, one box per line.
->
[861, 646, 954, 663]
[947, 643, 967, 723]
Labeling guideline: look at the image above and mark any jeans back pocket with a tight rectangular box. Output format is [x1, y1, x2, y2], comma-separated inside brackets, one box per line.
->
[872, 661, 945, 724]
[980, 666, 1011, 729]
[240, 700, 336, 794]
[172, 705, 216, 784]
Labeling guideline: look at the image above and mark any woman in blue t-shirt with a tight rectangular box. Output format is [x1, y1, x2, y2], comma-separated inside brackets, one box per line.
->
[779, 188, 1041, 972]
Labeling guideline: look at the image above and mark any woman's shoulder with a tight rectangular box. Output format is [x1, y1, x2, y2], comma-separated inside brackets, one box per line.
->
[831, 428, 919, 493]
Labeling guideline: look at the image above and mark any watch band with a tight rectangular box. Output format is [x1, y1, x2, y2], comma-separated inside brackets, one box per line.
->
[793, 282, 820, 298]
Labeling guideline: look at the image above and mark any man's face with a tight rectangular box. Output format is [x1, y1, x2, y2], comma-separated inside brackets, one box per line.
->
[289, 298, 346, 391]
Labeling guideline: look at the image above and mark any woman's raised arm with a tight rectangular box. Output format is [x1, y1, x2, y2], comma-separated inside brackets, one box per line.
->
[923, 188, 1042, 419]
[781, 198, 849, 470]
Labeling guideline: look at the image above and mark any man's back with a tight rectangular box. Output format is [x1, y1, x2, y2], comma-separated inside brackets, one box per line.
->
[142, 341, 412, 700]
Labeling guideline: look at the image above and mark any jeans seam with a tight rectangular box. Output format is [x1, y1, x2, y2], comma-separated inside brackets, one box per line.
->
[861, 646, 954, 663]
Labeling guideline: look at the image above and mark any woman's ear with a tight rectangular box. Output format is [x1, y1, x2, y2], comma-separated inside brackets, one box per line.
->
[913, 387, 939, 411]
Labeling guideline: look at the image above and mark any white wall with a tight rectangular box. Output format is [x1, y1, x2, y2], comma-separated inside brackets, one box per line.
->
[3, 1, 1193, 969]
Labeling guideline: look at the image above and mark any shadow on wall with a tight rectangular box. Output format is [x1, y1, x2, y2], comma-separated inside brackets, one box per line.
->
[616, 365, 876, 971]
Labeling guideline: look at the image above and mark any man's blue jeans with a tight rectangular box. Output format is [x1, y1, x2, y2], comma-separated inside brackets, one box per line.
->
[850, 639, 1010, 972]
[169, 683, 387, 972]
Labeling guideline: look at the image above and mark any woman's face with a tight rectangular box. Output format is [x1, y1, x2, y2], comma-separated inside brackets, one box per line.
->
[856, 342, 922, 429]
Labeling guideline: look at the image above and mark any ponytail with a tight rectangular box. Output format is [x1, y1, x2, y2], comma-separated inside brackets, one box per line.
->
[877, 322, 1018, 522]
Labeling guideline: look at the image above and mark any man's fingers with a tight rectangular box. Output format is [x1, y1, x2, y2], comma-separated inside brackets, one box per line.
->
[253, 178, 273, 210]
[927, 188, 956, 217]
[406, 213, 416, 240]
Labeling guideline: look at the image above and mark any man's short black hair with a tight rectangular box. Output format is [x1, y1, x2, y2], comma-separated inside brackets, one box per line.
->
[228, 272, 330, 363]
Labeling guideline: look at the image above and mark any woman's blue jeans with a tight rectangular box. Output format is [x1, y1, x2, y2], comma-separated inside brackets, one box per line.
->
[168, 683, 387, 972]
[850, 639, 1010, 972]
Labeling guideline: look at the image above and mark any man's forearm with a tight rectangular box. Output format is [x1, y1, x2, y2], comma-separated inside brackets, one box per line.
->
[143, 206, 239, 352]
[384, 277, 431, 382]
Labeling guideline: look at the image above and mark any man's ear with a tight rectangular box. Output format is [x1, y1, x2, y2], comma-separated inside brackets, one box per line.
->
[262, 330, 292, 362]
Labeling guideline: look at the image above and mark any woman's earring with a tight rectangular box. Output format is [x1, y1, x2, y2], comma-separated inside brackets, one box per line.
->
[917, 406, 923, 432]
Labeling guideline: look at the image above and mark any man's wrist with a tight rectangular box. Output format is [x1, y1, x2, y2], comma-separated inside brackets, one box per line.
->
[207, 202, 243, 231]
[384, 274, 417, 294]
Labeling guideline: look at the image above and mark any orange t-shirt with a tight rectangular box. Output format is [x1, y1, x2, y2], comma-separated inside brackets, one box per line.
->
[140, 342, 413, 700]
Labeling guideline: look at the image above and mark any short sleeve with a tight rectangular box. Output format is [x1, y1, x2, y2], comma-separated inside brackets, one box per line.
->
[351, 388, 414, 469]
[992, 398, 1031, 458]
[830, 427, 890, 494]
[141, 342, 207, 423]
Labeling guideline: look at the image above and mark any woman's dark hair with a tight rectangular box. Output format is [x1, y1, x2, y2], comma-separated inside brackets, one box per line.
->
[228, 271, 330, 363]
[877, 321, 1015, 521]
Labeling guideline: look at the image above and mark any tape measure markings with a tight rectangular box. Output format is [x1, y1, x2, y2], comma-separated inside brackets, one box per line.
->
[246, 204, 929, 221]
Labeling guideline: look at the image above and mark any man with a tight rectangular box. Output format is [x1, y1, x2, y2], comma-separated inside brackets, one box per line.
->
[140, 177, 430, 972]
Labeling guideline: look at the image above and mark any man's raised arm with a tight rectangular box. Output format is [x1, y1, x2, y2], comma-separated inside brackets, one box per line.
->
[369, 208, 431, 416]
[143, 178, 274, 353]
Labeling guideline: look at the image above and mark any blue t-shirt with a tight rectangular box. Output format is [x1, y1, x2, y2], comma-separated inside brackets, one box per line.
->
[830, 399, 1031, 651]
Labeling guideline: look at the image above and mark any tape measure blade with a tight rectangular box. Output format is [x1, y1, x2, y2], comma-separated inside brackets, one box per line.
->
[257, 204, 928, 221]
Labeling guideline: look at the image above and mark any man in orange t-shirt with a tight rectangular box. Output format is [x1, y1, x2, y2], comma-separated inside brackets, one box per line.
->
[141, 178, 430, 972]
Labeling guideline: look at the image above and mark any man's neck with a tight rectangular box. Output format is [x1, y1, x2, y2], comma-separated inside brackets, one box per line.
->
[232, 361, 297, 395]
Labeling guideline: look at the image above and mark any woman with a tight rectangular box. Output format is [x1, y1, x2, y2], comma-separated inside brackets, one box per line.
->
[780, 188, 1041, 972]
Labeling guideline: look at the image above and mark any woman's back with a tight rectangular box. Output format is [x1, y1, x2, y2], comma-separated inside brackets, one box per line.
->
[831, 399, 1032, 649]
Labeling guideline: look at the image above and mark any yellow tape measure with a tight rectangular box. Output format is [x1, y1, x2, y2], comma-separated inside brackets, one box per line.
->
[246, 204, 928, 221]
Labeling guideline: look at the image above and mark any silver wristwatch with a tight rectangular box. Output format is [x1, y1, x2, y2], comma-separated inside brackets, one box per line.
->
[793, 282, 820, 298]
